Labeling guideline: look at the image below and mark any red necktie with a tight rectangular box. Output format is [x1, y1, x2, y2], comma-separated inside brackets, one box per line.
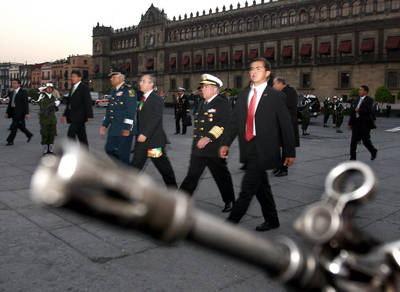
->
[245, 88, 257, 141]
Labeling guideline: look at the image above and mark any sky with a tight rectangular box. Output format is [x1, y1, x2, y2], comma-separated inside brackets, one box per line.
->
[0, 0, 249, 64]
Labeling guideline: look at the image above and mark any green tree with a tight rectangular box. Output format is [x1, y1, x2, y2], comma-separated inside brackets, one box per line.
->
[349, 88, 359, 98]
[375, 86, 393, 105]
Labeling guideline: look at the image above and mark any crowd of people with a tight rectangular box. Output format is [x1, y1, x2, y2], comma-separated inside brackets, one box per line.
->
[3, 57, 379, 231]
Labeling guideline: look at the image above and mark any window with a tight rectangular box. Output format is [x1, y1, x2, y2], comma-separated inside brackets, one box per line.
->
[84, 60, 87, 65]
[183, 78, 190, 91]
[271, 14, 277, 27]
[339, 72, 351, 89]
[281, 12, 288, 25]
[392, 0, 400, 9]
[247, 19, 253, 31]
[235, 76, 242, 89]
[254, 17, 260, 30]
[300, 11, 308, 23]
[330, 5, 337, 18]
[387, 71, 399, 88]
[377, 0, 385, 11]
[365, 0, 374, 13]
[301, 73, 312, 88]
[170, 79, 176, 90]
[309, 8, 316, 22]
[320, 6, 328, 20]
[263, 15, 270, 28]
[353, 1, 360, 15]
[342, 3, 350, 16]
[289, 11, 296, 24]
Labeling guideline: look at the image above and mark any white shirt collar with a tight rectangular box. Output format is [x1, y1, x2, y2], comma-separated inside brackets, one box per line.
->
[73, 81, 81, 88]
[115, 82, 124, 91]
[251, 81, 268, 94]
[14, 87, 20, 94]
[143, 89, 153, 99]
[360, 95, 366, 100]
[205, 94, 218, 104]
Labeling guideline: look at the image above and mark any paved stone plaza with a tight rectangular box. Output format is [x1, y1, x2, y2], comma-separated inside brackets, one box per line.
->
[0, 104, 399, 291]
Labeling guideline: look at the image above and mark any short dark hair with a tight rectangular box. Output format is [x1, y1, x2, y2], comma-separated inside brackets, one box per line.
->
[360, 85, 369, 93]
[71, 70, 82, 77]
[12, 78, 21, 85]
[274, 77, 286, 85]
[250, 57, 272, 71]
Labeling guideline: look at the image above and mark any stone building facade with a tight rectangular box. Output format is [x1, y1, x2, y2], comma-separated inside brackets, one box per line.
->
[92, 0, 400, 102]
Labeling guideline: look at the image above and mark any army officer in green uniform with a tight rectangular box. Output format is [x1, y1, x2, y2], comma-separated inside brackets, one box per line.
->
[37, 83, 60, 155]
[180, 74, 235, 213]
[100, 72, 137, 164]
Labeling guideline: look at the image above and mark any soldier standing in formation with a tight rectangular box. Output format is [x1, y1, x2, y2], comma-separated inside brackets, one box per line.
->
[36, 83, 60, 155]
[323, 97, 333, 127]
[180, 74, 235, 213]
[301, 96, 311, 136]
[174, 87, 190, 135]
[100, 72, 137, 164]
[333, 96, 345, 133]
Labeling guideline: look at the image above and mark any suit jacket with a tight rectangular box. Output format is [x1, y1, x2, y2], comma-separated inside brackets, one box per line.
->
[348, 96, 376, 130]
[282, 85, 300, 147]
[223, 86, 296, 170]
[135, 91, 167, 149]
[6, 88, 29, 120]
[192, 95, 231, 157]
[63, 82, 93, 123]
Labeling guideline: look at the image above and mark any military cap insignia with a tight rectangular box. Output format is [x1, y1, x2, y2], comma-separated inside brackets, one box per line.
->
[129, 89, 135, 97]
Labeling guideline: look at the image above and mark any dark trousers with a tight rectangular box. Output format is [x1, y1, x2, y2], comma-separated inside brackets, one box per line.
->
[105, 134, 134, 165]
[67, 122, 88, 146]
[180, 155, 235, 203]
[7, 117, 32, 143]
[175, 114, 187, 134]
[350, 122, 376, 159]
[228, 139, 278, 224]
[131, 147, 177, 188]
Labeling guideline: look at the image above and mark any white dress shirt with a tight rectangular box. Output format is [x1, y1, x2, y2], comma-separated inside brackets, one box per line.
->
[11, 87, 20, 107]
[356, 95, 366, 118]
[143, 89, 153, 102]
[247, 81, 268, 135]
[204, 94, 218, 104]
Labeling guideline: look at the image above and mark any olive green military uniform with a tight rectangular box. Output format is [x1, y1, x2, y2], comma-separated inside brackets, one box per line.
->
[38, 92, 57, 145]
[333, 99, 345, 133]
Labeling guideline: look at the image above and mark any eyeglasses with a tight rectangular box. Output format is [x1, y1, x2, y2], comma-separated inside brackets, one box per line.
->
[248, 66, 266, 72]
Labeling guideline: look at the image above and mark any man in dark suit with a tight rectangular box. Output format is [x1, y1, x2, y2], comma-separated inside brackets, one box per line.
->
[273, 77, 300, 177]
[219, 58, 296, 232]
[131, 74, 177, 188]
[348, 85, 377, 161]
[180, 74, 235, 213]
[61, 70, 93, 146]
[5, 79, 33, 145]
[174, 87, 190, 134]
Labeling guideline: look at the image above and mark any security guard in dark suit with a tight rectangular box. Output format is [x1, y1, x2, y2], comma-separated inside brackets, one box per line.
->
[174, 87, 190, 134]
[180, 74, 235, 212]
[100, 72, 137, 164]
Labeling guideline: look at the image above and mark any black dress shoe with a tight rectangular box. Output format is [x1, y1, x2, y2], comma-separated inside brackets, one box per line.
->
[27, 135, 33, 143]
[272, 168, 280, 175]
[6, 142, 13, 146]
[275, 170, 288, 177]
[255, 221, 280, 232]
[222, 202, 233, 213]
[371, 149, 377, 160]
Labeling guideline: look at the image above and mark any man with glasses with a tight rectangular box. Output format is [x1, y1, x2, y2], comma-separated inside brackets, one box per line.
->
[219, 58, 296, 231]
[180, 74, 235, 213]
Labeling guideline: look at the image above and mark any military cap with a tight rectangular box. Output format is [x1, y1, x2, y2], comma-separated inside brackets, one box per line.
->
[108, 71, 123, 77]
[178, 87, 186, 91]
[200, 74, 223, 88]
